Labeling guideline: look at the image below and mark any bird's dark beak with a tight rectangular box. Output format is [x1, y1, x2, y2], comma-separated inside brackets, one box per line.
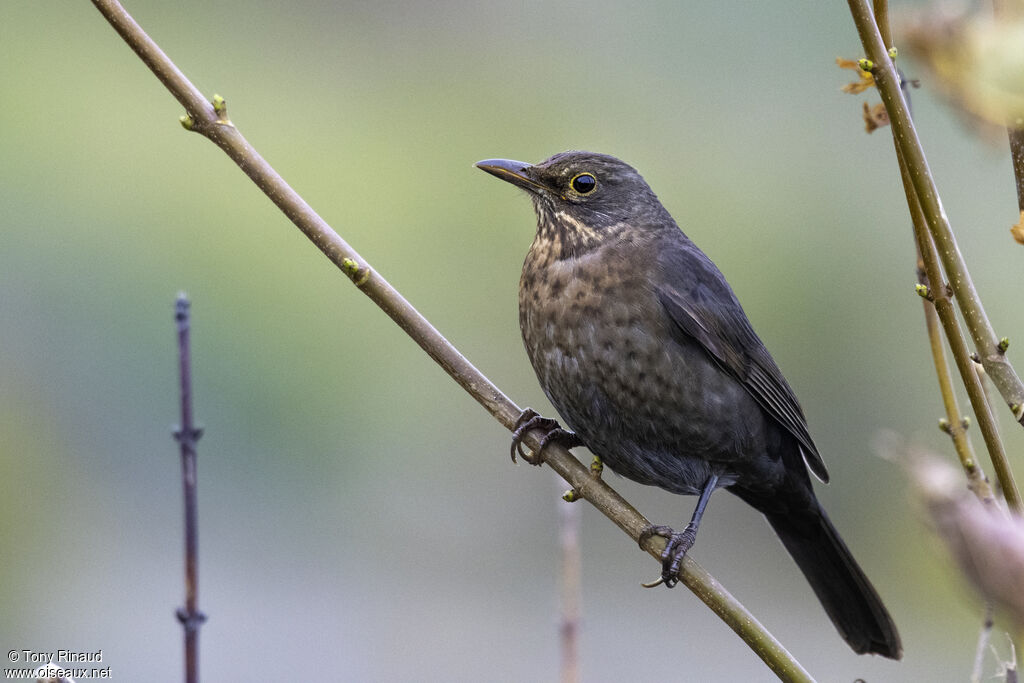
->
[475, 158, 549, 195]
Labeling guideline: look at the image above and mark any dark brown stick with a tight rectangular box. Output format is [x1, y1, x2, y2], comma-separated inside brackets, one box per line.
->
[173, 294, 206, 683]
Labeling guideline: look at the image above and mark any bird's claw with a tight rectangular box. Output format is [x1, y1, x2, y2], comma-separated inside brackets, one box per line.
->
[639, 523, 698, 588]
[509, 408, 582, 466]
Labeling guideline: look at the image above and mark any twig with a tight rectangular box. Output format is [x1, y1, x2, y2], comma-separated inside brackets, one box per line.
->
[885, 62, 995, 505]
[918, 269, 994, 504]
[912, 153, 1017, 511]
[991, 0, 1024, 224]
[555, 474, 581, 683]
[890, 71, 992, 500]
[999, 636, 1019, 683]
[1008, 130, 1024, 216]
[847, 0, 1022, 510]
[89, 1, 812, 678]
[872, 0, 891, 48]
[973, 605, 995, 683]
[868, 6, 1008, 672]
[847, 0, 1024, 426]
[173, 294, 206, 683]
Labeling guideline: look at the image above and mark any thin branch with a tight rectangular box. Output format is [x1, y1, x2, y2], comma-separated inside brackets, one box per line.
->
[847, 0, 1022, 510]
[89, 0, 812, 678]
[972, 605, 996, 683]
[991, 0, 1024, 223]
[173, 293, 206, 683]
[888, 71, 993, 500]
[884, 74, 995, 504]
[847, 0, 1024, 426]
[555, 474, 581, 683]
[865, 10, 1010, 672]
[914, 185, 1009, 505]
[1008, 130, 1024, 216]
[919, 274, 994, 503]
[872, 0, 892, 49]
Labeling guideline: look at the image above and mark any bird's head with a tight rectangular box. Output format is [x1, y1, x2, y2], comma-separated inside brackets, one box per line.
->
[476, 151, 673, 259]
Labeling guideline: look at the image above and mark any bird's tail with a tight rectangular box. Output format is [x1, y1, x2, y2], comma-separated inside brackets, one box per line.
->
[763, 503, 902, 659]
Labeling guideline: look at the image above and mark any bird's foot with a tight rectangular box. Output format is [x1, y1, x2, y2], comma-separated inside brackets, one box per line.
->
[638, 523, 698, 588]
[509, 408, 583, 465]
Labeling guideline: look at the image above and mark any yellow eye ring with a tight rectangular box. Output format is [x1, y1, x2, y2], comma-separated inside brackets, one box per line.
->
[570, 172, 597, 195]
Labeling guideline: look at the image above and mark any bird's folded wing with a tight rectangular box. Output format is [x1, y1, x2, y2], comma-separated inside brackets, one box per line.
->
[657, 282, 830, 483]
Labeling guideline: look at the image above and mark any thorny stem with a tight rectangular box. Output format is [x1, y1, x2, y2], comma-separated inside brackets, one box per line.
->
[847, 0, 1024, 425]
[89, 0, 813, 678]
[847, 0, 1021, 510]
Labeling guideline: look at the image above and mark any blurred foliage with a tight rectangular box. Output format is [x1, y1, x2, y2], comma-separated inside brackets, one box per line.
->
[2, 1, 1023, 680]
[899, 6, 1024, 131]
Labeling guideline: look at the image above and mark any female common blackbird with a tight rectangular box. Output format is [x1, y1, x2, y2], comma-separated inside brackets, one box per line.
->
[476, 151, 901, 659]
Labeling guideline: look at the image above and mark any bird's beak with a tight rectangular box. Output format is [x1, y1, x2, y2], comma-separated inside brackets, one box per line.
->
[475, 158, 550, 195]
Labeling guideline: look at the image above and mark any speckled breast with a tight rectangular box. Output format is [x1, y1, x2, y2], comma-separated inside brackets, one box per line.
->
[517, 235, 766, 495]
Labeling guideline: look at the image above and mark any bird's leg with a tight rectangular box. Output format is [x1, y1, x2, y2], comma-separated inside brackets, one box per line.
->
[509, 408, 584, 465]
[639, 474, 720, 588]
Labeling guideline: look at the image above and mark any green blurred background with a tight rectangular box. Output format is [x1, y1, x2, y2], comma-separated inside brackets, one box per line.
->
[2, 1, 1022, 680]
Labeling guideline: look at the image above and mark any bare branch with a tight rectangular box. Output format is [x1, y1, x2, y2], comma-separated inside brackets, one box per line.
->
[172, 293, 206, 683]
[847, 0, 1022, 510]
[89, 0, 812, 678]
[847, 0, 1024, 429]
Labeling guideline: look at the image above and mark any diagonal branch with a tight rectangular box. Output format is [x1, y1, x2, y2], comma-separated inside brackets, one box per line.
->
[903, 159, 994, 504]
[879, 44, 997, 506]
[89, 0, 813, 678]
[870, 9, 992, 501]
[910, 171, 1010, 507]
[847, 0, 1022, 509]
[847, 0, 1024, 427]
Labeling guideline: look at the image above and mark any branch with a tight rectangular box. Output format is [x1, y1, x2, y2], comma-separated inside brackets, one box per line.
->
[883, 54, 993, 502]
[890, 90, 998, 505]
[973, 605, 995, 683]
[847, 0, 1024, 426]
[555, 474, 581, 683]
[992, 0, 1024, 229]
[847, 0, 1022, 509]
[1008, 130, 1024, 216]
[915, 260, 994, 503]
[913, 182, 1009, 507]
[89, 0, 813, 678]
[172, 294, 206, 683]
[872, 0, 892, 48]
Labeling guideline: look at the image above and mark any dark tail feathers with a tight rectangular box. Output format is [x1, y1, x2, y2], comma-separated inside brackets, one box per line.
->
[765, 504, 902, 659]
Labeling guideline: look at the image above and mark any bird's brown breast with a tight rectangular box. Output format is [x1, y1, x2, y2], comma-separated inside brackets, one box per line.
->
[518, 230, 767, 493]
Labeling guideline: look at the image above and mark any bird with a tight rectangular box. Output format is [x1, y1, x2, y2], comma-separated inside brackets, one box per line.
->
[475, 151, 902, 659]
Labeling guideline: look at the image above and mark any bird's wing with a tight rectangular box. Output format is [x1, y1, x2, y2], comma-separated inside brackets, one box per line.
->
[655, 249, 829, 483]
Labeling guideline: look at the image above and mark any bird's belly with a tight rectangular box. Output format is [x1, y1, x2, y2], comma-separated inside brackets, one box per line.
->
[521, 279, 769, 494]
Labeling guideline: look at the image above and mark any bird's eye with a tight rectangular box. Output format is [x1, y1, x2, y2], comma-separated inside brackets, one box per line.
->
[570, 173, 597, 195]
